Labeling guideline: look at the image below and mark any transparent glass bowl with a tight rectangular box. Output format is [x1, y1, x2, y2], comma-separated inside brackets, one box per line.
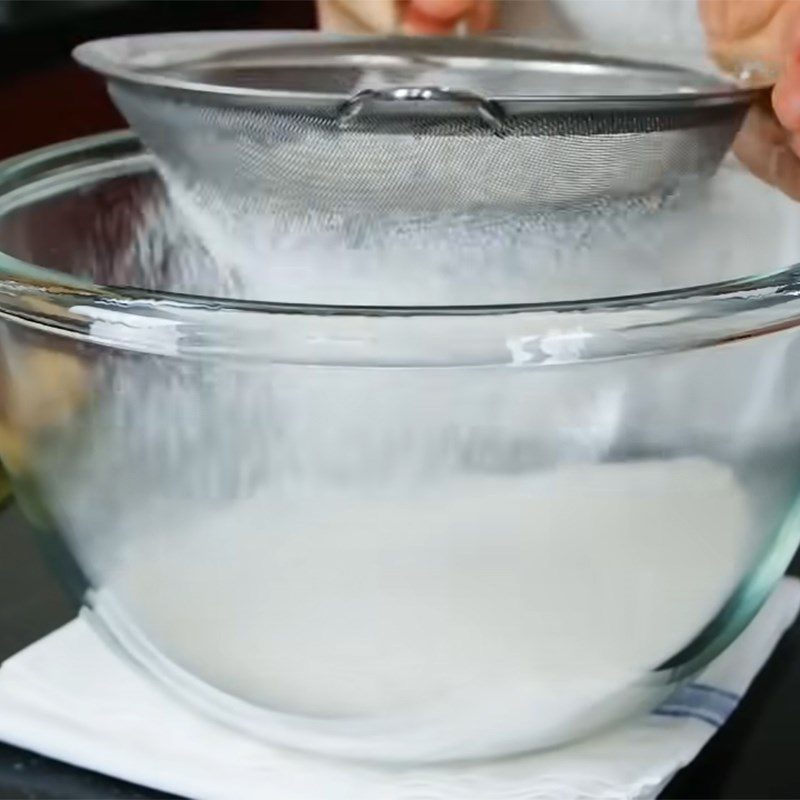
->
[2, 132, 800, 764]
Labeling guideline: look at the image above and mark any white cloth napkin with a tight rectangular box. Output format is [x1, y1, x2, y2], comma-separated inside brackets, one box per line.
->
[0, 578, 798, 800]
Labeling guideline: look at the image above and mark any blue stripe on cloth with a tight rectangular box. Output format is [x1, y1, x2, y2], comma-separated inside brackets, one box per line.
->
[651, 707, 726, 729]
[688, 683, 740, 703]
[651, 683, 741, 729]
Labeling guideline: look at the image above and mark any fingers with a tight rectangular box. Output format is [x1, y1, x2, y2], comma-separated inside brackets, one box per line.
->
[734, 102, 800, 201]
[402, 0, 492, 34]
[773, 53, 800, 131]
[317, 0, 492, 36]
[699, 0, 785, 43]
[699, 1, 800, 199]
[316, 0, 399, 34]
[402, 4, 457, 35]
[466, 0, 494, 33]
[772, 13, 800, 135]
[412, 0, 475, 20]
[699, 0, 795, 73]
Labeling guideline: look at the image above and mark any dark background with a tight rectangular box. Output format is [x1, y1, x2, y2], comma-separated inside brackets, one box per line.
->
[2, 1, 800, 797]
[0, 0, 316, 160]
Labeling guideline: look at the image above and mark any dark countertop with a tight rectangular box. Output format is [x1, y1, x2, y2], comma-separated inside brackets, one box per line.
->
[1, 500, 800, 799]
[0, 502, 174, 800]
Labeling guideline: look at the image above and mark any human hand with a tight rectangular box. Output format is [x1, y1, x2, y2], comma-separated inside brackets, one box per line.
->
[317, 0, 493, 35]
[700, 0, 800, 200]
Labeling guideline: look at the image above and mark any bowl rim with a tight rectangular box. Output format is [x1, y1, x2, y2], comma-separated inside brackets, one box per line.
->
[2, 130, 800, 366]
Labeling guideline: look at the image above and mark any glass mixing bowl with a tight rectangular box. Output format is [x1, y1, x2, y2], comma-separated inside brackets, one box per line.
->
[2, 131, 800, 764]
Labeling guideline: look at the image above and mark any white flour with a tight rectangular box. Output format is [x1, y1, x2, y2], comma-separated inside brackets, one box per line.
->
[127, 163, 800, 307]
[90, 456, 758, 761]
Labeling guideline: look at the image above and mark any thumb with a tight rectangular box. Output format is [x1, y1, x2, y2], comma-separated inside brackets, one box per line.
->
[773, 47, 800, 132]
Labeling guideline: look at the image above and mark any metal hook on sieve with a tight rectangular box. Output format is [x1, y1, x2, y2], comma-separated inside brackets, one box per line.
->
[336, 86, 507, 134]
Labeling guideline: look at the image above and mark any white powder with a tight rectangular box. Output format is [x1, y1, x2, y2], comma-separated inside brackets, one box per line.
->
[89, 456, 757, 762]
[125, 163, 800, 308]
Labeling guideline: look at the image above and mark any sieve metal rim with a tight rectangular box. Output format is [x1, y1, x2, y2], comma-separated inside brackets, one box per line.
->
[73, 31, 770, 122]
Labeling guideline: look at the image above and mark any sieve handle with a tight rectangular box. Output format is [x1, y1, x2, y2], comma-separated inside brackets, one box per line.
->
[337, 87, 506, 133]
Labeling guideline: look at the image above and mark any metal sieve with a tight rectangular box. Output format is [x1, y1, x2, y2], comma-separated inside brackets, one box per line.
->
[74, 32, 770, 229]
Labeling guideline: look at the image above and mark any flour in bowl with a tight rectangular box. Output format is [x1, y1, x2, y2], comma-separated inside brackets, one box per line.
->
[88, 456, 758, 762]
